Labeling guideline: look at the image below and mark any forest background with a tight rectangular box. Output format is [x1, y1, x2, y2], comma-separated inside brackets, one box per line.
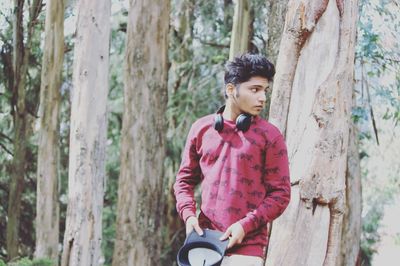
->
[0, 0, 399, 265]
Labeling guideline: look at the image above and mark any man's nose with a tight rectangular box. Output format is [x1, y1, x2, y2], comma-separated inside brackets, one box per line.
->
[258, 92, 267, 103]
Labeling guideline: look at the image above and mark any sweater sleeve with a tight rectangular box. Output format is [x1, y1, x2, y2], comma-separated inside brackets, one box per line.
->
[239, 134, 291, 234]
[173, 124, 202, 222]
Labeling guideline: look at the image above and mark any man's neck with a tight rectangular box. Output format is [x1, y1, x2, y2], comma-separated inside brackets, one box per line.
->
[222, 101, 241, 121]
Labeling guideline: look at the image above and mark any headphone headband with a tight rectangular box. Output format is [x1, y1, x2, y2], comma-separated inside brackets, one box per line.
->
[216, 105, 225, 114]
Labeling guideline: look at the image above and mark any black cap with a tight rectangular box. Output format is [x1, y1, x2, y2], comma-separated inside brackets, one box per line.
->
[177, 229, 229, 266]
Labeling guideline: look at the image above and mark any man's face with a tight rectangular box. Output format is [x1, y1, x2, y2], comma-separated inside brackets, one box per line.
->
[227, 76, 269, 116]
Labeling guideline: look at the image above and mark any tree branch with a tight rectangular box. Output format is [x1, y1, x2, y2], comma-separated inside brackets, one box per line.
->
[361, 59, 380, 145]
[291, 180, 300, 186]
[30, 0, 44, 24]
[0, 142, 13, 156]
[0, 9, 12, 25]
[194, 37, 230, 48]
[366, 82, 379, 145]
[0, 131, 12, 143]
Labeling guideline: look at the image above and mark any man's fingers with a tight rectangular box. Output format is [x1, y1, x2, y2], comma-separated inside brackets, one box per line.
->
[227, 238, 233, 249]
[223, 223, 245, 248]
[186, 225, 193, 235]
[227, 235, 244, 249]
[185, 216, 202, 236]
[194, 224, 203, 236]
[227, 236, 237, 249]
[219, 228, 231, 240]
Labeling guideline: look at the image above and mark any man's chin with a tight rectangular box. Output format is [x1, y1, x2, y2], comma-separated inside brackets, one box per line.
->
[249, 110, 262, 116]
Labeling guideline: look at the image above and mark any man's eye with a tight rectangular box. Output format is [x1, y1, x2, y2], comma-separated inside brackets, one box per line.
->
[251, 88, 257, 93]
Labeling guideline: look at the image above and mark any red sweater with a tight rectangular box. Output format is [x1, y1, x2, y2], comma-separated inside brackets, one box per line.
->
[174, 114, 290, 258]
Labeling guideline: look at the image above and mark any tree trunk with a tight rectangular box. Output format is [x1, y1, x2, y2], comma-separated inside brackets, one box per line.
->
[229, 0, 250, 60]
[338, 123, 362, 265]
[112, 0, 170, 265]
[7, 0, 28, 259]
[265, 0, 289, 63]
[60, 0, 111, 265]
[35, 0, 64, 262]
[266, 0, 359, 265]
[7, 0, 42, 259]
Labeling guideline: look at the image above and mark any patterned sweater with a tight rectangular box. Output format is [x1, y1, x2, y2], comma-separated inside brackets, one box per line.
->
[174, 114, 291, 258]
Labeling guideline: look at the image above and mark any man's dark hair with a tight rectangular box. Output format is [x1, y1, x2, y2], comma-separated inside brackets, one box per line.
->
[224, 53, 275, 86]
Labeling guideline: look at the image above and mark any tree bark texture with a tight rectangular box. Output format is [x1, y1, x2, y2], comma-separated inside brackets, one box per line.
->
[338, 123, 362, 266]
[112, 0, 170, 265]
[7, 0, 27, 256]
[7, 0, 42, 259]
[265, 0, 289, 63]
[35, 0, 64, 262]
[267, 0, 358, 265]
[60, 0, 111, 265]
[229, 0, 250, 60]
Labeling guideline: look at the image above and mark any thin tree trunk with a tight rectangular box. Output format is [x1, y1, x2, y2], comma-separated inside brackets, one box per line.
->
[7, 0, 28, 259]
[265, 0, 289, 63]
[60, 0, 111, 265]
[35, 0, 64, 262]
[229, 0, 250, 60]
[247, 5, 256, 53]
[267, 0, 358, 265]
[338, 122, 362, 265]
[261, 0, 289, 120]
[112, 0, 170, 265]
[7, 0, 42, 259]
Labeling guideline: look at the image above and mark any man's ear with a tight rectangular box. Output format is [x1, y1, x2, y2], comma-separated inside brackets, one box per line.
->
[225, 83, 235, 97]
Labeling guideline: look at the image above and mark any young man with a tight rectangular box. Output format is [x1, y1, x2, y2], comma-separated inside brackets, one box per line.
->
[174, 54, 291, 266]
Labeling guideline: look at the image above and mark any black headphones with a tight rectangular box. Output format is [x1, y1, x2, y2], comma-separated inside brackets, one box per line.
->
[213, 105, 252, 133]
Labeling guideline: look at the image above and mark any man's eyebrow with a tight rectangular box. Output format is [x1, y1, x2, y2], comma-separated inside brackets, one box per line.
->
[250, 85, 270, 89]
[250, 85, 266, 88]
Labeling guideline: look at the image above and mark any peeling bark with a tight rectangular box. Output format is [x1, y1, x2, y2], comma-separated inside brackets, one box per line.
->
[60, 0, 111, 265]
[268, 0, 330, 135]
[267, 0, 359, 265]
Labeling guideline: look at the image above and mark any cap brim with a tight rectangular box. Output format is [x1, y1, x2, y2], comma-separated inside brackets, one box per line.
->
[177, 229, 228, 266]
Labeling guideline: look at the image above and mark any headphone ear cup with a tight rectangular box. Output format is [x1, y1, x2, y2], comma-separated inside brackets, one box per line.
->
[236, 114, 252, 132]
[214, 114, 224, 132]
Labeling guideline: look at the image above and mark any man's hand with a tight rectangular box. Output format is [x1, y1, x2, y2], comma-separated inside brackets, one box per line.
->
[219, 222, 245, 249]
[185, 216, 203, 236]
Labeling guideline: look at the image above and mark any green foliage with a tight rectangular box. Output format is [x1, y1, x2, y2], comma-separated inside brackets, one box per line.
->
[352, 106, 369, 124]
[394, 233, 400, 246]
[353, 0, 399, 263]
[356, 0, 400, 126]
[251, 0, 269, 54]
[355, 1, 400, 253]
[0, 7, 15, 257]
[167, 0, 237, 167]
[360, 176, 397, 260]
[4, 257, 54, 266]
[0, 0, 44, 258]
